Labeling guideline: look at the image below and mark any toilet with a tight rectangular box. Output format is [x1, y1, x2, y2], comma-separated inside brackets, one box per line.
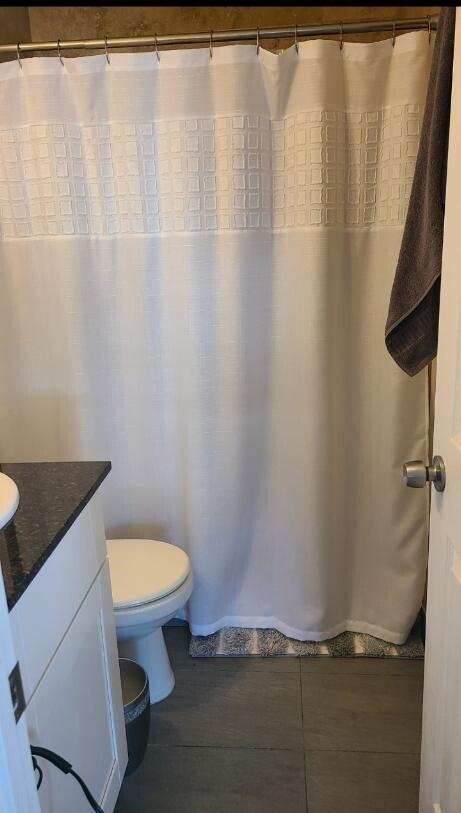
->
[107, 538, 193, 703]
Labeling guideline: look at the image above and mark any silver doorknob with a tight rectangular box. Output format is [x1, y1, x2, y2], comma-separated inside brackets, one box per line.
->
[403, 455, 446, 492]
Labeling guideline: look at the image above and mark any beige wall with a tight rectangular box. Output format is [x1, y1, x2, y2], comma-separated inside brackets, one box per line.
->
[10, 6, 440, 55]
[0, 7, 30, 59]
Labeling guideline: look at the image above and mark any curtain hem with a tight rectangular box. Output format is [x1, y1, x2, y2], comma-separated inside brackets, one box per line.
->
[185, 614, 416, 645]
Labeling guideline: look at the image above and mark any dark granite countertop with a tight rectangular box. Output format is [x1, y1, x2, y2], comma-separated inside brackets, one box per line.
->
[0, 462, 111, 611]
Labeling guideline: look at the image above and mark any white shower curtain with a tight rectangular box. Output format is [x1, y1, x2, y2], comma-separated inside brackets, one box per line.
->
[0, 33, 432, 642]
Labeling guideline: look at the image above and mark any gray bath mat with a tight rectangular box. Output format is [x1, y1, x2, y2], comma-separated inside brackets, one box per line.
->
[189, 620, 424, 659]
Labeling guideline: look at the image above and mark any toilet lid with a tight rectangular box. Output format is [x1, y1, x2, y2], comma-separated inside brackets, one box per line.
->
[107, 539, 191, 609]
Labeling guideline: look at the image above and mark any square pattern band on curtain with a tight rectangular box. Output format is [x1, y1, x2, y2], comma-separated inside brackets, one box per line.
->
[0, 105, 420, 238]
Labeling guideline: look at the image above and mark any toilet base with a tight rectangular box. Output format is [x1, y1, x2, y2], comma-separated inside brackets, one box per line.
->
[118, 626, 175, 704]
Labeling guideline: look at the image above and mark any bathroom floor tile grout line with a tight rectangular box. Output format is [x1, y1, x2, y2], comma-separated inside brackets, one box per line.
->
[302, 747, 422, 755]
[147, 742, 422, 756]
[147, 742, 304, 753]
[172, 667, 422, 679]
[147, 743, 300, 752]
[299, 663, 310, 812]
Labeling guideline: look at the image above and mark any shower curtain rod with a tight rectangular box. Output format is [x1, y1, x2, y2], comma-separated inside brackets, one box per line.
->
[0, 15, 438, 56]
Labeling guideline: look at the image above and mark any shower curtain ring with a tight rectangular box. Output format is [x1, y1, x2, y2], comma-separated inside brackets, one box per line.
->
[57, 38, 64, 65]
[256, 27, 260, 55]
[339, 23, 343, 51]
[209, 30, 213, 60]
[16, 42, 22, 69]
[427, 15, 432, 44]
[155, 34, 160, 62]
[294, 24, 299, 54]
[104, 36, 111, 65]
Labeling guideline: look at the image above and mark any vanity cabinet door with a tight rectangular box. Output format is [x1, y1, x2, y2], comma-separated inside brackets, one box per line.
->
[26, 561, 128, 813]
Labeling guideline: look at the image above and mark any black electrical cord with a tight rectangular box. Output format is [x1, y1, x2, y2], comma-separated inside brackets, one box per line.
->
[32, 755, 43, 790]
[30, 745, 105, 813]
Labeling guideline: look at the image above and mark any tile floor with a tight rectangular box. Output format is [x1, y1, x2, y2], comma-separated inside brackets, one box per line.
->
[115, 626, 424, 813]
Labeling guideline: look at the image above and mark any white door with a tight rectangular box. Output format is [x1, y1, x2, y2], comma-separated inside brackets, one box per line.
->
[0, 565, 40, 813]
[419, 8, 461, 812]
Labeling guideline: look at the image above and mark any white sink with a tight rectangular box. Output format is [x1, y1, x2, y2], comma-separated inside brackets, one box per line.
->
[0, 472, 19, 530]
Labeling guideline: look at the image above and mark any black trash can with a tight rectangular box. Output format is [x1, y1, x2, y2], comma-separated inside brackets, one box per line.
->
[119, 658, 150, 776]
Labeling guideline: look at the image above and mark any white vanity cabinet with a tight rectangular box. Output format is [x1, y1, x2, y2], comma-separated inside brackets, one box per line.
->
[9, 494, 128, 813]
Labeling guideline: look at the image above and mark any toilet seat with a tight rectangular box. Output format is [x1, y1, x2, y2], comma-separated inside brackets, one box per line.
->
[107, 538, 191, 610]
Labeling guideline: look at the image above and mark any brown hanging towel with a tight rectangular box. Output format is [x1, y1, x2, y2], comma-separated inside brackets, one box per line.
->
[385, 7, 456, 376]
